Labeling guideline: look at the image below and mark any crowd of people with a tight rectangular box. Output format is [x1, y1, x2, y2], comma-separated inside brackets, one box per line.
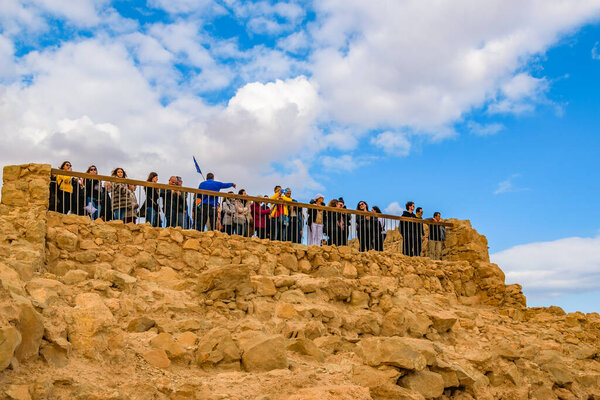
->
[49, 161, 447, 260]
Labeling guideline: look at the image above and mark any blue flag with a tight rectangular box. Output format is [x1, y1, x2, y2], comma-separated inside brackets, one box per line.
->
[193, 156, 202, 174]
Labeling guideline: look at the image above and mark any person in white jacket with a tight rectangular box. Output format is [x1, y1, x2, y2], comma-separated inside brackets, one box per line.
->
[232, 189, 251, 237]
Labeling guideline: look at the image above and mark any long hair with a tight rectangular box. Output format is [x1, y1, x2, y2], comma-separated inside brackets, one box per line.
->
[372, 206, 382, 213]
[356, 201, 369, 211]
[147, 172, 158, 182]
[327, 199, 338, 208]
[60, 161, 71, 169]
[111, 167, 127, 178]
[86, 165, 97, 173]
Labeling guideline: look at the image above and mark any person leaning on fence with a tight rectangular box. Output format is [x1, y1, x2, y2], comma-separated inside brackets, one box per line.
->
[323, 198, 337, 245]
[140, 172, 161, 227]
[399, 201, 424, 257]
[307, 194, 325, 246]
[356, 201, 374, 252]
[110, 167, 131, 221]
[124, 184, 139, 224]
[288, 194, 303, 244]
[84, 165, 111, 221]
[196, 173, 235, 232]
[232, 189, 251, 237]
[162, 176, 187, 228]
[252, 196, 271, 239]
[428, 212, 446, 260]
[269, 187, 292, 241]
[371, 206, 386, 251]
[51, 161, 84, 215]
[221, 193, 235, 235]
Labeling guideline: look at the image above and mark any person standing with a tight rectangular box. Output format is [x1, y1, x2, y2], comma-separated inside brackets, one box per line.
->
[269, 186, 292, 241]
[371, 206, 386, 251]
[415, 207, 423, 219]
[110, 167, 130, 221]
[162, 176, 186, 228]
[252, 196, 271, 239]
[142, 172, 161, 227]
[428, 212, 446, 260]
[84, 165, 110, 221]
[356, 201, 373, 252]
[399, 201, 423, 256]
[307, 194, 325, 246]
[196, 173, 235, 231]
[232, 189, 251, 236]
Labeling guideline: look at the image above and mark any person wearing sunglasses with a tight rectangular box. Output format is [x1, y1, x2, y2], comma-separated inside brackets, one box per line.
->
[83, 165, 110, 220]
[51, 161, 84, 215]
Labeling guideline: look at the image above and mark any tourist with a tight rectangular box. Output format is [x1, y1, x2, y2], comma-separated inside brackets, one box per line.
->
[162, 175, 186, 228]
[428, 212, 446, 260]
[221, 193, 235, 235]
[142, 172, 161, 227]
[415, 207, 423, 219]
[307, 194, 325, 246]
[52, 161, 84, 215]
[288, 192, 303, 244]
[252, 196, 271, 239]
[371, 206, 386, 251]
[269, 186, 292, 241]
[83, 165, 110, 221]
[355, 201, 373, 252]
[336, 198, 351, 246]
[197, 173, 235, 231]
[110, 167, 131, 221]
[232, 189, 251, 236]
[124, 184, 139, 224]
[399, 201, 424, 256]
[324, 198, 338, 245]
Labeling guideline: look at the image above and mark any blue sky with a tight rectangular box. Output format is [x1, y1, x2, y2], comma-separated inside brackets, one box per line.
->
[1, 0, 599, 312]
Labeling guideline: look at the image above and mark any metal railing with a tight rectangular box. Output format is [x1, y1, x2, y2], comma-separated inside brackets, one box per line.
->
[48, 168, 452, 257]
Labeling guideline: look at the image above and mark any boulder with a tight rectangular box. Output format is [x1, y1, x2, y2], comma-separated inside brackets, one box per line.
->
[126, 316, 156, 332]
[399, 370, 445, 399]
[197, 264, 253, 297]
[197, 328, 241, 367]
[66, 293, 114, 357]
[286, 385, 371, 400]
[14, 300, 44, 361]
[143, 349, 170, 369]
[150, 333, 186, 358]
[360, 337, 431, 370]
[286, 338, 324, 362]
[238, 332, 288, 372]
[0, 326, 21, 370]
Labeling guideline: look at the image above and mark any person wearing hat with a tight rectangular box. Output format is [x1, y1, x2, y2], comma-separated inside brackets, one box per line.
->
[307, 194, 325, 246]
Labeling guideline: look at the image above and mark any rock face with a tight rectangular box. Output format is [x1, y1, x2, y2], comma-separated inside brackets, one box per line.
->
[0, 163, 600, 400]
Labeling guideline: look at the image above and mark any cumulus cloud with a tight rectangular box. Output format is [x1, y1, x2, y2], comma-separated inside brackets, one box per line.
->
[467, 121, 505, 136]
[371, 131, 411, 156]
[492, 235, 600, 299]
[309, 0, 600, 134]
[494, 173, 529, 195]
[384, 201, 404, 216]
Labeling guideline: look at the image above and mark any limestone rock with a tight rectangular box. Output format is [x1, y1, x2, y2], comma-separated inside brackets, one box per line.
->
[55, 230, 78, 251]
[428, 311, 457, 333]
[150, 333, 186, 358]
[143, 349, 170, 368]
[286, 385, 371, 400]
[14, 300, 44, 362]
[5, 384, 32, 400]
[399, 370, 445, 399]
[197, 264, 253, 297]
[286, 338, 324, 362]
[0, 326, 21, 370]
[197, 328, 241, 368]
[62, 269, 89, 285]
[66, 293, 114, 357]
[360, 337, 430, 370]
[127, 317, 156, 332]
[238, 332, 288, 372]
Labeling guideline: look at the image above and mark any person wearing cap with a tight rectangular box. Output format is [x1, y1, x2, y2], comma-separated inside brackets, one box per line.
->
[269, 186, 292, 241]
[307, 194, 325, 246]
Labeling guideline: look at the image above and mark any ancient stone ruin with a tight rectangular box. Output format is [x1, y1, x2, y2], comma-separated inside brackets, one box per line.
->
[0, 163, 599, 399]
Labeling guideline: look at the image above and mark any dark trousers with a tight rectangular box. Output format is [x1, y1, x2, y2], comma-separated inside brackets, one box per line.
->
[288, 217, 301, 243]
[403, 237, 421, 256]
[196, 204, 217, 231]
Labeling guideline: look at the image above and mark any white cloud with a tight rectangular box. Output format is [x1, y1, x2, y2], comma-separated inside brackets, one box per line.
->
[0, 35, 17, 81]
[592, 42, 600, 60]
[309, 0, 600, 134]
[384, 201, 404, 216]
[492, 235, 600, 299]
[371, 131, 411, 156]
[226, 1, 306, 35]
[494, 173, 529, 195]
[467, 121, 505, 136]
[147, 0, 223, 15]
[321, 154, 372, 172]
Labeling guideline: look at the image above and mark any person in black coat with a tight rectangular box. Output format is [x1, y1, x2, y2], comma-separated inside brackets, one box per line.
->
[399, 201, 424, 256]
[371, 206, 386, 251]
[141, 172, 161, 227]
[355, 201, 373, 252]
[161, 176, 187, 228]
[84, 165, 111, 221]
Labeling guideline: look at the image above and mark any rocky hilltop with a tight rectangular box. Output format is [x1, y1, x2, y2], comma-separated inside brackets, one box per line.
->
[0, 164, 599, 400]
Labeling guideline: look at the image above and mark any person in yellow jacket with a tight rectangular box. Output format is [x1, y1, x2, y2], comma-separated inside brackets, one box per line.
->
[51, 161, 84, 215]
[269, 186, 292, 241]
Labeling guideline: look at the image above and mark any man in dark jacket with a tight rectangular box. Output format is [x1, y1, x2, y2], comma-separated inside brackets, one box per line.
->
[162, 176, 187, 228]
[399, 201, 424, 256]
[427, 212, 446, 260]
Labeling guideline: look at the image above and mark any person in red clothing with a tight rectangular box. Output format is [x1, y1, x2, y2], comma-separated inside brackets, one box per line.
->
[252, 195, 272, 239]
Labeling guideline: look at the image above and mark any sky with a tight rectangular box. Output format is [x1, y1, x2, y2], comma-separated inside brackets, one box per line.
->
[1, 0, 599, 313]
